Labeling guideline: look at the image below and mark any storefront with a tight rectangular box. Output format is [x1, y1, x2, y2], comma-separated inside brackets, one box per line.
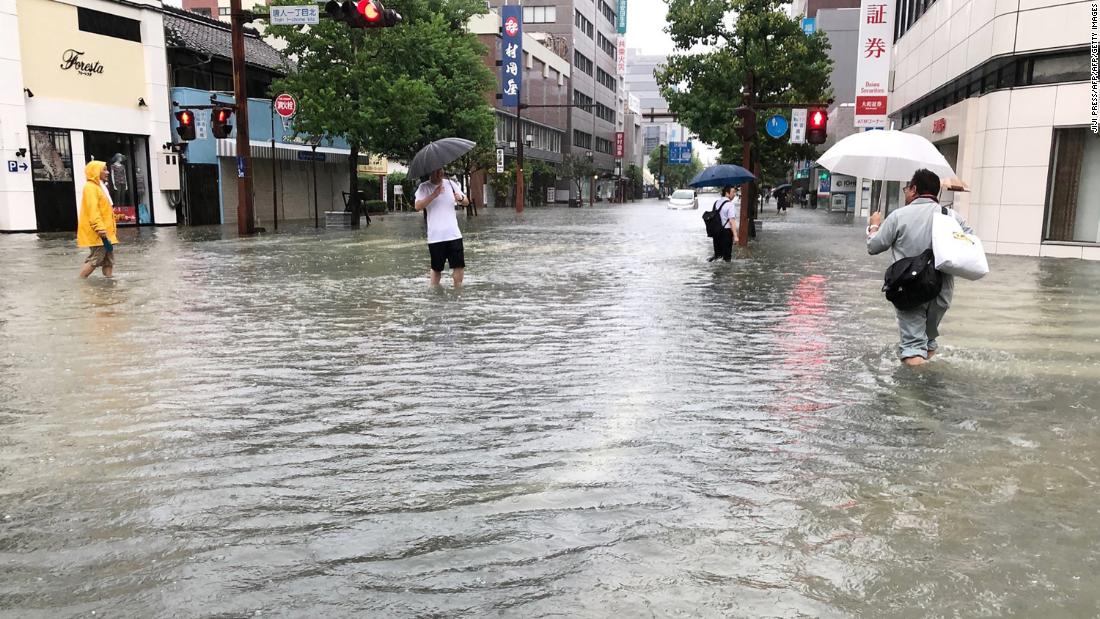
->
[0, 0, 175, 232]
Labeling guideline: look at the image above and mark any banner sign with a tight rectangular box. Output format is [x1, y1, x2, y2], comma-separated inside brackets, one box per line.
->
[790, 108, 807, 144]
[495, 148, 505, 173]
[668, 141, 692, 164]
[801, 17, 815, 35]
[616, 0, 627, 33]
[854, 1, 894, 127]
[615, 132, 625, 157]
[616, 37, 626, 76]
[500, 6, 523, 108]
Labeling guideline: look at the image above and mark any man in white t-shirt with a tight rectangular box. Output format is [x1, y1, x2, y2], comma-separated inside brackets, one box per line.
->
[414, 168, 469, 286]
[708, 185, 740, 262]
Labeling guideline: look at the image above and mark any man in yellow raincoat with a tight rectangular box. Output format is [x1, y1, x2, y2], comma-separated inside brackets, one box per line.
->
[77, 160, 118, 278]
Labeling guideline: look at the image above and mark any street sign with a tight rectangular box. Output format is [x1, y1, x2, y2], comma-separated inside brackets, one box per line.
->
[6, 160, 27, 173]
[765, 114, 789, 138]
[801, 17, 816, 35]
[271, 5, 319, 25]
[274, 93, 297, 118]
[500, 6, 523, 108]
[297, 151, 326, 162]
[790, 108, 807, 144]
[237, 155, 246, 178]
[668, 141, 692, 164]
[616, 0, 627, 33]
[495, 148, 504, 173]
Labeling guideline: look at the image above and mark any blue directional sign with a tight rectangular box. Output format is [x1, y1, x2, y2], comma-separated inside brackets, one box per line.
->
[6, 161, 16, 173]
[801, 17, 816, 35]
[500, 5, 523, 108]
[765, 114, 789, 138]
[668, 141, 692, 164]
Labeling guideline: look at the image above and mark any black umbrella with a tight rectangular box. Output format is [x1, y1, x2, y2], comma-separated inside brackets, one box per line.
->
[407, 138, 476, 179]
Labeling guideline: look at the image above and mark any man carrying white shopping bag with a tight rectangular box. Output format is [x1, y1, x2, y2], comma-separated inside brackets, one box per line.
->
[867, 169, 980, 366]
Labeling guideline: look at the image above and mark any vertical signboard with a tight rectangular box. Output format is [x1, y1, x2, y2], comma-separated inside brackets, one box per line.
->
[790, 108, 807, 144]
[617, 37, 626, 76]
[500, 6, 523, 108]
[854, 1, 894, 128]
[616, 0, 627, 33]
[800, 17, 816, 35]
[615, 132, 625, 157]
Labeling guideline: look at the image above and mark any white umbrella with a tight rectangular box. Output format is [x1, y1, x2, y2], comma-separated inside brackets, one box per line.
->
[817, 130, 955, 181]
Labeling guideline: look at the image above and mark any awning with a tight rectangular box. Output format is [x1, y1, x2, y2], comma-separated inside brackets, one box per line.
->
[216, 139, 352, 163]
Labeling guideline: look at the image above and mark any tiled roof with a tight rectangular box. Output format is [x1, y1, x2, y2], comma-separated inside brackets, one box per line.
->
[163, 6, 291, 74]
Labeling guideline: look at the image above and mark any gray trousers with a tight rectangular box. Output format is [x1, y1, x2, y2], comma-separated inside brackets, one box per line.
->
[895, 300, 948, 359]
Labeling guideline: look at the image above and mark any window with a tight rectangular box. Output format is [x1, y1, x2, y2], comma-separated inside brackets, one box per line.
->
[193, 7, 212, 16]
[595, 136, 612, 154]
[595, 102, 615, 123]
[77, 7, 141, 42]
[574, 51, 593, 76]
[1029, 51, 1090, 85]
[600, 0, 616, 24]
[574, 10, 594, 38]
[1045, 128, 1100, 244]
[596, 67, 616, 92]
[573, 129, 592, 149]
[894, 0, 938, 42]
[219, 7, 231, 15]
[597, 32, 616, 59]
[523, 6, 556, 23]
[573, 90, 593, 113]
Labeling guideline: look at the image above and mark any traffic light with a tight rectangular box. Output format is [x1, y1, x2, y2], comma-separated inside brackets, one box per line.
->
[211, 107, 233, 139]
[324, 0, 401, 27]
[175, 110, 196, 141]
[807, 108, 828, 145]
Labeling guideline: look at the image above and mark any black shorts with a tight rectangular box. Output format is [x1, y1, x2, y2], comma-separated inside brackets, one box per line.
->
[428, 238, 465, 272]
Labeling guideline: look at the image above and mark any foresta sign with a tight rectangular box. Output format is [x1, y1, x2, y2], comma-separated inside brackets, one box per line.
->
[60, 49, 105, 76]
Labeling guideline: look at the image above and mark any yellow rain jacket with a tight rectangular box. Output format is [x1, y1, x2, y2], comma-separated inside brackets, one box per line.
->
[76, 160, 119, 248]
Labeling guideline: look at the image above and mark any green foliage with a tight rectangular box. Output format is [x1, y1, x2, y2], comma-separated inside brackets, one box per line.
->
[560, 154, 596, 196]
[267, 0, 496, 160]
[656, 0, 833, 183]
[626, 164, 643, 199]
[387, 172, 414, 205]
[647, 145, 703, 190]
[363, 199, 388, 213]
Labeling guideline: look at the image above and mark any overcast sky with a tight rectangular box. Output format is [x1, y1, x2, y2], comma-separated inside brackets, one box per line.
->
[624, 0, 675, 54]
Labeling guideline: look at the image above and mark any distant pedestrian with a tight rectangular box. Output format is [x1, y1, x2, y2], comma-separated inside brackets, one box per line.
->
[414, 168, 469, 286]
[707, 185, 739, 262]
[777, 189, 790, 213]
[867, 168, 973, 366]
[77, 160, 117, 279]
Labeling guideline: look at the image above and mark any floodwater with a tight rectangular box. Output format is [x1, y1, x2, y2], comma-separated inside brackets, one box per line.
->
[1, 200, 1099, 617]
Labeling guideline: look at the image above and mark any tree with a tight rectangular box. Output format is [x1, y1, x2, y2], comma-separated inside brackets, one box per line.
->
[647, 145, 702, 190]
[655, 0, 833, 183]
[625, 164, 643, 200]
[560, 154, 596, 203]
[267, 0, 495, 226]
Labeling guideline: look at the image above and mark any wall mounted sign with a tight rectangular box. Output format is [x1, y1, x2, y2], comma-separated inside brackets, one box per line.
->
[60, 49, 104, 76]
[500, 5, 523, 108]
[932, 118, 946, 133]
[854, 1, 893, 128]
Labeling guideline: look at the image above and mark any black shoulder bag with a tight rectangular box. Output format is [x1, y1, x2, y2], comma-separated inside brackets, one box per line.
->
[881, 204, 943, 310]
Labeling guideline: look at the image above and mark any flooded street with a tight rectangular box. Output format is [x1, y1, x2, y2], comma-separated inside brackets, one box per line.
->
[2, 200, 1099, 617]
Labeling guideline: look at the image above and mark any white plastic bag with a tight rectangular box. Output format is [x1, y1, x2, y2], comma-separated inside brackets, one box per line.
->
[932, 208, 989, 280]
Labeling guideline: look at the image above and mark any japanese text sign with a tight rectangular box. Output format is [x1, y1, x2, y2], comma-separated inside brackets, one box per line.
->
[617, 37, 626, 76]
[616, 0, 627, 33]
[854, 1, 893, 128]
[790, 108, 807, 144]
[615, 132, 624, 157]
[270, 5, 319, 25]
[501, 6, 523, 108]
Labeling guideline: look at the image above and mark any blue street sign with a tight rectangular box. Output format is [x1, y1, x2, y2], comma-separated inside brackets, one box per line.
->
[765, 114, 789, 138]
[6, 161, 16, 173]
[668, 141, 692, 164]
[500, 5, 523, 108]
[237, 156, 246, 178]
[801, 17, 816, 35]
[297, 151, 326, 162]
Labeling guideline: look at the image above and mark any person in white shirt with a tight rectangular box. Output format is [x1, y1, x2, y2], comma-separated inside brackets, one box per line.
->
[414, 168, 469, 286]
[708, 185, 740, 262]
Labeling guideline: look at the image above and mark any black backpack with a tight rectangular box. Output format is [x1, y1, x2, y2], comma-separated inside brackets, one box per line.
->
[883, 247, 942, 310]
[702, 199, 728, 238]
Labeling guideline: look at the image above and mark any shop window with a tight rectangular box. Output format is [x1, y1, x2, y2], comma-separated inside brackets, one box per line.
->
[84, 132, 153, 226]
[1030, 52, 1090, 85]
[78, 7, 141, 43]
[1045, 128, 1100, 243]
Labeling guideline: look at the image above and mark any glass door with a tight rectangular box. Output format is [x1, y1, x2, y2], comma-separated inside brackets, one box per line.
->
[28, 128, 77, 232]
[83, 131, 154, 225]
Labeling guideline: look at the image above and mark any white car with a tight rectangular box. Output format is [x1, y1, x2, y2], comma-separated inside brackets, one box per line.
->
[668, 189, 698, 210]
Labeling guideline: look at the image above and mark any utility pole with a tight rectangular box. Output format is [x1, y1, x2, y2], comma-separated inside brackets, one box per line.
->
[515, 101, 525, 213]
[657, 143, 665, 198]
[737, 71, 756, 247]
[230, 0, 255, 235]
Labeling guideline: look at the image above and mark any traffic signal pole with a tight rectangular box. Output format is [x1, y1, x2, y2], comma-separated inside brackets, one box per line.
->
[515, 100, 524, 213]
[231, 0, 255, 235]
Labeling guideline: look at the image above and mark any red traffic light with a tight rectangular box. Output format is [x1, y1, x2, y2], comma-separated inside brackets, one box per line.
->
[175, 110, 196, 141]
[357, 0, 381, 22]
[807, 108, 828, 145]
[211, 107, 234, 139]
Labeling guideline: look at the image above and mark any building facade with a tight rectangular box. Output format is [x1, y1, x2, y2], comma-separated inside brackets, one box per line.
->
[622, 48, 694, 187]
[486, 0, 621, 200]
[1, 0, 177, 232]
[885, 0, 1096, 259]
